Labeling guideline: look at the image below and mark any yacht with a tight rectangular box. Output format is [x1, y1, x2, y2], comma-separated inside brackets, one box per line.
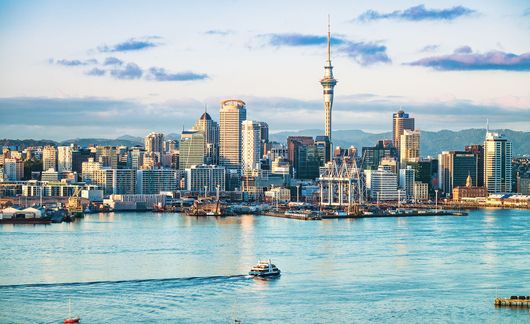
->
[249, 259, 281, 278]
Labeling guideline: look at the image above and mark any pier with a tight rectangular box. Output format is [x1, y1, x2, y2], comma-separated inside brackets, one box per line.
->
[494, 296, 530, 308]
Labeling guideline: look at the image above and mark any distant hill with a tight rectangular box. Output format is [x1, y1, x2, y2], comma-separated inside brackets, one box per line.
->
[0, 138, 57, 148]
[270, 129, 530, 156]
[60, 138, 143, 147]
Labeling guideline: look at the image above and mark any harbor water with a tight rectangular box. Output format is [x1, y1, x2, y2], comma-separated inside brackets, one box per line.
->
[0, 209, 529, 323]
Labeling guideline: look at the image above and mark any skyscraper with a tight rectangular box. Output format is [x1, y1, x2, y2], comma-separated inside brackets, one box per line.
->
[42, 145, 57, 171]
[144, 132, 165, 158]
[57, 145, 73, 172]
[192, 111, 220, 165]
[484, 132, 512, 193]
[320, 17, 337, 144]
[399, 129, 421, 166]
[241, 120, 262, 173]
[219, 99, 247, 170]
[179, 131, 205, 169]
[393, 110, 415, 154]
[438, 151, 477, 196]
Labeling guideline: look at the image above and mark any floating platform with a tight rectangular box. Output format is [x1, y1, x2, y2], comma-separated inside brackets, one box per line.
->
[494, 296, 530, 307]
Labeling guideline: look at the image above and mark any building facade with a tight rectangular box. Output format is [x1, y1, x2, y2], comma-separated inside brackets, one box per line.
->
[484, 132, 512, 193]
[393, 110, 415, 155]
[219, 99, 246, 170]
[185, 164, 226, 192]
[179, 131, 205, 169]
[241, 120, 262, 173]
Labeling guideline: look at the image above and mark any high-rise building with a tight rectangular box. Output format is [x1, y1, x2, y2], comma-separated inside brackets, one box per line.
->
[81, 158, 103, 181]
[136, 169, 179, 194]
[438, 151, 477, 196]
[294, 144, 320, 180]
[241, 120, 262, 173]
[315, 135, 331, 164]
[465, 144, 485, 187]
[144, 132, 165, 158]
[91, 169, 136, 195]
[57, 145, 73, 172]
[370, 167, 398, 201]
[361, 140, 397, 170]
[3, 158, 24, 181]
[95, 146, 118, 169]
[179, 131, 205, 169]
[393, 110, 415, 154]
[219, 99, 247, 170]
[484, 132, 512, 193]
[42, 145, 57, 171]
[287, 136, 314, 164]
[128, 147, 145, 170]
[320, 18, 337, 145]
[185, 164, 226, 192]
[399, 129, 420, 166]
[192, 111, 220, 165]
[399, 166, 415, 200]
[72, 148, 94, 174]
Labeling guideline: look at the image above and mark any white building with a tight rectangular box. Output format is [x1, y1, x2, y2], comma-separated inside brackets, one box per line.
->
[370, 167, 398, 201]
[185, 164, 225, 192]
[484, 132, 512, 193]
[136, 169, 180, 194]
[42, 145, 57, 171]
[219, 99, 246, 170]
[57, 145, 73, 172]
[3, 158, 23, 181]
[413, 181, 429, 201]
[241, 120, 262, 173]
[399, 166, 415, 200]
[400, 129, 420, 166]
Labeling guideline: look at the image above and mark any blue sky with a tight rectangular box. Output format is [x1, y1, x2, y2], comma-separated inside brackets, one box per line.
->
[0, 0, 529, 140]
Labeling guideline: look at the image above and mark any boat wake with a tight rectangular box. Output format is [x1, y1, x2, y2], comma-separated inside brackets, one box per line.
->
[0, 274, 249, 290]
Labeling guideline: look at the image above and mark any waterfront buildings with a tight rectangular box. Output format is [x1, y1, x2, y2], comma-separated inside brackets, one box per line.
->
[370, 167, 398, 201]
[393, 110, 415, 155]
[179, 131, 205, 170]
[438, 151, 477, 196]
[241, 120, 262, 173]
[185, 164, 225, 192]
[91, 169, 136, 195]
[399, 129, 420, 166]
[452, 174, 488, 201]
[42, 145, 57, 171]
[484, 132, 512, 193]
[136, 169, 181, 194]
[399, 166, 415, 200]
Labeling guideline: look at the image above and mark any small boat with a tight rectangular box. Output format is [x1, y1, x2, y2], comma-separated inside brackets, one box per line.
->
[64, 299, 80, 323]
[249, 259, 281, 278]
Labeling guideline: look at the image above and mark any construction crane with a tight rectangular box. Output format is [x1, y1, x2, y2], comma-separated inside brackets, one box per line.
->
[67, 187, 84, 218]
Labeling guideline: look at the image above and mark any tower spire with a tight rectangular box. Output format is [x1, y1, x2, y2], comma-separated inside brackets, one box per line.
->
[327, 14, 331, 63]
[320, 15, 337, 161]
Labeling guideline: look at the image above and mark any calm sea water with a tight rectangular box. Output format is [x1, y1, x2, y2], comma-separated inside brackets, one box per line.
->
[0, 209, 529, 323]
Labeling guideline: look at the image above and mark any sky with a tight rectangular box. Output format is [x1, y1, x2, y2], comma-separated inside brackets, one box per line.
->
[0, 0, 529, 140]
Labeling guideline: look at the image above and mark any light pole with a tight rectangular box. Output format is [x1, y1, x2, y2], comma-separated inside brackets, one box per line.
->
[435, 189, 439, 210]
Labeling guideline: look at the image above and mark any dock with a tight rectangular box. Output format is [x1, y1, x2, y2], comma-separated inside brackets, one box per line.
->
[494, 296, 530, 307]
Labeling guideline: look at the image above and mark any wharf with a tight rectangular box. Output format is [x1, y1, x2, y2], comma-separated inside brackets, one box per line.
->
[263, 212, 321, 221]
[494, 296, 530, 307]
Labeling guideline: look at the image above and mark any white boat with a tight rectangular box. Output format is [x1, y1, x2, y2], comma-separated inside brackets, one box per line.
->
[249, 259, 281, 278]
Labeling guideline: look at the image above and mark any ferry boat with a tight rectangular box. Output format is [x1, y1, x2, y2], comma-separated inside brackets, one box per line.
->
[249, 259, 281, 278]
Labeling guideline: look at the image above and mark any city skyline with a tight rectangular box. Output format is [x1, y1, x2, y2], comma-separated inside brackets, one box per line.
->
[1, 1, 530, 140]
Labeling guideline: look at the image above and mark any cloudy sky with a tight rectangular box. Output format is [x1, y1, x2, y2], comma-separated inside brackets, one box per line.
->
[0, 0, 529, 140]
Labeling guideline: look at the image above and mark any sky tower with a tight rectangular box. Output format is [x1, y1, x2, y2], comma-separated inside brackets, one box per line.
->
[320, 16, 337, 142]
